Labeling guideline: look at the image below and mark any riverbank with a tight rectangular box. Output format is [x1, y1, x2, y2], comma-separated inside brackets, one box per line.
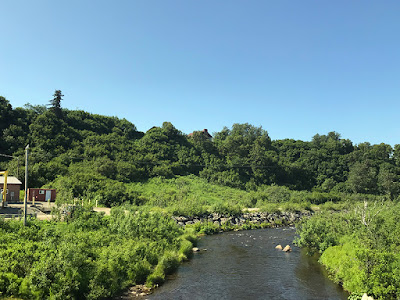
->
[115, 210, 314, 298]
[295, 201, 400, 299]
[142, 227, 350, 300]
[0, 206, 198, 299]
[172, 210, 313, 229]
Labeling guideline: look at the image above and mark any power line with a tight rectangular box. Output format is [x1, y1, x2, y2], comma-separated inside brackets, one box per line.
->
[2, 151, 280, 170]
[0, 153, 21, 178]
[0, 153, 16, 159]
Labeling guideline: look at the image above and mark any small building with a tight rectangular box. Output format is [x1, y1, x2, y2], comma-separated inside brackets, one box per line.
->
[27, 188, 57, 202]
[188, 129, 212, 139]
[0, 176, 22, 203]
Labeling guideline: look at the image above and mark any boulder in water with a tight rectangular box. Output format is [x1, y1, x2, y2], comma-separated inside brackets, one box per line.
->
[283, 245, 292, 252]
[275, 244, 283, 250]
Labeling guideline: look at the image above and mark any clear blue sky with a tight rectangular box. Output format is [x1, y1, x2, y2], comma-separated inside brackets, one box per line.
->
[1, 1, 399, 145]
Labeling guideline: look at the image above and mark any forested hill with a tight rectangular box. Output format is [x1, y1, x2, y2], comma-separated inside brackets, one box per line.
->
[1, 94, 399, 206]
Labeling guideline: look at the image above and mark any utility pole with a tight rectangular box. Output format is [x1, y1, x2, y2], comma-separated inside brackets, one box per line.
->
[0, 170, 8, 208]
[17, 157, 20, 179]
[23, 144, 29, 226]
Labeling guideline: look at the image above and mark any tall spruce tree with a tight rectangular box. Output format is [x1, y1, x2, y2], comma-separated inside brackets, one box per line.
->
[49, 90, 63, 117]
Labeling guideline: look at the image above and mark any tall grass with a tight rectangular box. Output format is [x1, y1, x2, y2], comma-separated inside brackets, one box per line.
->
[126, 175, 383, 215]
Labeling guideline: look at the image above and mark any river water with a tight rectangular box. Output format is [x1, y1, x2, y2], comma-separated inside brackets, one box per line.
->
[146, 227, 349, 300]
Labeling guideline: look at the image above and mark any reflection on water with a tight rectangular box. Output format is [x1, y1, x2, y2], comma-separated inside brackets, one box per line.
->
[145, 227, 348, 300]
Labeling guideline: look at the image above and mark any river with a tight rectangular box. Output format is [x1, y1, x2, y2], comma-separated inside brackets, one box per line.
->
[145, 227, 349, 300]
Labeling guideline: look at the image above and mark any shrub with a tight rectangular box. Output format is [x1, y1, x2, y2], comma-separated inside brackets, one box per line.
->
[189, 221, 220, 235]
[145, 269, 165, 287]
[158, 251, 180, 275]
[258, 203, 280, 213]
[280, 201, 311, 212]
[128, 260, 152, 284]
[178, 240, 194, 260]
[296, 202, 400, 299]
[210, 202, 242, 216]
[180, 232, 198, 246]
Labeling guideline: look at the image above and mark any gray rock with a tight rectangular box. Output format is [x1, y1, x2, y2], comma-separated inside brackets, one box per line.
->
[220, 217, 229, 224]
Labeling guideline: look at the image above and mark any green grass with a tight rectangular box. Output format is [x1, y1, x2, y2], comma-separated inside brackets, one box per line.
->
[124, 175, 381, 216]
[127, 175, 251, 216]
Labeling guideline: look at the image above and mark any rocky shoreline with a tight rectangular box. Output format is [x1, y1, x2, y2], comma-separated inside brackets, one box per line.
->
[171, 210, 313, 227]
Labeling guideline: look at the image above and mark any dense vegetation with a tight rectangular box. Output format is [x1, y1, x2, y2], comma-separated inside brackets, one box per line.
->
[125, 175, 381, 216]
[0, 206, 197, 299]
[1, 92, 400, 299]
[1, 93, 400, 205]
[296, 201, 400, 300]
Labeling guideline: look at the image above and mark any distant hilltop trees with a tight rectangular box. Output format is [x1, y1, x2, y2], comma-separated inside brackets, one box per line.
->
[1, 92, 400, 205]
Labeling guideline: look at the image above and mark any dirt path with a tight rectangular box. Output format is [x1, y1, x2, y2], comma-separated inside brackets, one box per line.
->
[93, 207, 111, 215]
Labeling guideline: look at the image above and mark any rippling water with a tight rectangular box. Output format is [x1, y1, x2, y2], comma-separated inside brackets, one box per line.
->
[145, 227, 349, 300]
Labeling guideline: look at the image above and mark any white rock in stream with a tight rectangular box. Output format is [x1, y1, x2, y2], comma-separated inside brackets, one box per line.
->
[283, 245, 292, 252]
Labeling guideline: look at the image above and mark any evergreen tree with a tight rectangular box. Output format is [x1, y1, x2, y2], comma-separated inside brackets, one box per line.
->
[49, 90, 64, 117]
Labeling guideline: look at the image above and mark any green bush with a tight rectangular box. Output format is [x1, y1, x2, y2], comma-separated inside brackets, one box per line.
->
[320, 242, 366, 293]
[295, 211, 353, 253]
[179, 231, 198, 246]
[257, 203, 280, 213]
[128, 260, 152, 284]
[179, 240, 194, 260]
[296, 202, 400, 299]
[190, 221, 220, 235]
[210, 202, 242, 216]
[0, 207, 191, 299]
[145, 269, 165, 287]
[158, 251, 180, 275]
[168, 202, 208, 217]
[279, 201, 311, 212]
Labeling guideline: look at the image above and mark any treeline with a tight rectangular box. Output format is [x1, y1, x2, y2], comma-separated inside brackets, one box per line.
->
[1, 93, 400, 206]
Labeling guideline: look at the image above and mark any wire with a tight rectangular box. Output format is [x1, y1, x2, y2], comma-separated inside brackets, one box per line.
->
[2, 151, 279, 169]
[0, 153, 16, 159]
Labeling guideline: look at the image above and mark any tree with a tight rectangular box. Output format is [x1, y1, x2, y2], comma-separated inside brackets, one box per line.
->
[346, 161, 378, 194]
[393, 144, 400, 166]
[0, 96, 13, 127]
[377, 163, 399, 199]
[0, 96, 14, 153]
[49, 90, 64, 118]
[29, 111, 75, 154]
[24, 103, 47, 115]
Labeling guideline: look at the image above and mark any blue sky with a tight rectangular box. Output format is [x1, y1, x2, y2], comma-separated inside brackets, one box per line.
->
[1, 1, 399, 145]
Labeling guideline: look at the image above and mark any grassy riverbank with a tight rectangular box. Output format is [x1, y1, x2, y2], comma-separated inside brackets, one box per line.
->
[0, 175, 393, 299]
[0, 206, 197, 299]
[124, 175, 375, 216]
[0, 201, 306, 299]
[295, 201, 400, 300]
[2, 94, 400, 299]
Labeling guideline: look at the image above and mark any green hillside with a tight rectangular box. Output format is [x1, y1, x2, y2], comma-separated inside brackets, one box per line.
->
[1, 92, 400, 299]
[1, 93, 400, 207]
